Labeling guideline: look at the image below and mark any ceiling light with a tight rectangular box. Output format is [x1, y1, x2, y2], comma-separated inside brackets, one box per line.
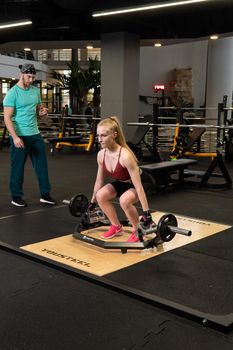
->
[86, 45, 93, 49]
[24, 47, 31, 51]
[210, 34, 219, 40]
[0, 19, 32, 30]
[154, 43, 162, 47]
[92, 0, 210, 17]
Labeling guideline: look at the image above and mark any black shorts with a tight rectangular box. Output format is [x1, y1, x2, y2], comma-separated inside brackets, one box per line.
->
[110, 181, 135, 197]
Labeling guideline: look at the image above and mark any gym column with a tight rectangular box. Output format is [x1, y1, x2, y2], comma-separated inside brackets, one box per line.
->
[101, 32, 140, 140]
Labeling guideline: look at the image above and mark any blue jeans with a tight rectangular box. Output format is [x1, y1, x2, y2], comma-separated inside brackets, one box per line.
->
[9, 134, 51, 198]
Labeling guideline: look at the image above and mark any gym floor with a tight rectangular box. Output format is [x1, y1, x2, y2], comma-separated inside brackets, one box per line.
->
[1, 145, 233, 350]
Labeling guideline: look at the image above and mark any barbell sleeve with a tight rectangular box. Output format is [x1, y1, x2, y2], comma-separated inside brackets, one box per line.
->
[168, 225, 192, 236]
[62, 199, 70, 205]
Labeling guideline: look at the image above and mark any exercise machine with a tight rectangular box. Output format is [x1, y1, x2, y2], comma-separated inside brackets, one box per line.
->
[47, 115, 100, 154]
[127, 114, 162, 162]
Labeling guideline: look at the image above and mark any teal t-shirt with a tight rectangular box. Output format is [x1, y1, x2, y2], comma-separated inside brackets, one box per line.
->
[3, 84, 42, 136]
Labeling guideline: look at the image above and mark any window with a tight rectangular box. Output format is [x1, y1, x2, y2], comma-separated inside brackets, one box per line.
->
[87, 48, 101, 60]
[2, 82, 9, 94]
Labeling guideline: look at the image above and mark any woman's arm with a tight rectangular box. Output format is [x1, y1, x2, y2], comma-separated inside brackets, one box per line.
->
[122, 149, 150, 212]
[90, 150, 105, 203]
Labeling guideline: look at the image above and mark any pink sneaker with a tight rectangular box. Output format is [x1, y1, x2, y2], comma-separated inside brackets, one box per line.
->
[127, 231, 140, 243]
[101, 224, 123, 239]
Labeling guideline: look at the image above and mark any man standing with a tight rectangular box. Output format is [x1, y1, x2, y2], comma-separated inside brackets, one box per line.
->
[3, 63, 56, 207]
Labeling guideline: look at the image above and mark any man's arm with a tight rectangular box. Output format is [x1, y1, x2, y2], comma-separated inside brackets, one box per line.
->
[4, 107, 24, 148]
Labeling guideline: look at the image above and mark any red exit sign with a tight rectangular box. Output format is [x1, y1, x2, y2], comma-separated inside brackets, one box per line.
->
[153, 84, 165, 91]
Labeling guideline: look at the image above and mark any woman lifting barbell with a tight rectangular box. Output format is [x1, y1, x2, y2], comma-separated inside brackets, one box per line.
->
[90, 116, 152, 243]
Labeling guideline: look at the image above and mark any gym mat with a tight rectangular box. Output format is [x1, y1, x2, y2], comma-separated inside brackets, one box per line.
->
[123, 319, 233, 350]
[21, 211, 230, 276]
[2, 249, 233, 350]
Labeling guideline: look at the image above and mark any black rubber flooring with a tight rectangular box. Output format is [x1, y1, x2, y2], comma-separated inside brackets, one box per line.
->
[1, 146, 233, 348]
[1, 205, 233, 329]
[108, 229, 233, 318]
[1, 246, 233, 350]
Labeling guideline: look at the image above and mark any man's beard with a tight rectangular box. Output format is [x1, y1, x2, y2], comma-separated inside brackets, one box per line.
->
[22, 76, 31, 88]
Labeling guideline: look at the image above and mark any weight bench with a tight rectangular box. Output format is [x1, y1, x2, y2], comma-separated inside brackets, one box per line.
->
[127, 114, 161, 162]
[140, 158, 197, 192]
[47, 135, 83, 155]
[172, 127, 206, 158]
[185, 127, 206, 149]
[0, 126, 8, 149]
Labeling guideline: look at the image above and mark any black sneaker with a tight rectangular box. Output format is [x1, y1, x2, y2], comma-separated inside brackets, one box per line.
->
[40, 194, 56, 205]
[11, 197, 27, 207]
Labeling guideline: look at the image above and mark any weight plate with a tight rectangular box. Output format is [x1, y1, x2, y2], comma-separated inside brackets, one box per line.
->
[69, 194, 89, 217]
[157, 214, 177, 242]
